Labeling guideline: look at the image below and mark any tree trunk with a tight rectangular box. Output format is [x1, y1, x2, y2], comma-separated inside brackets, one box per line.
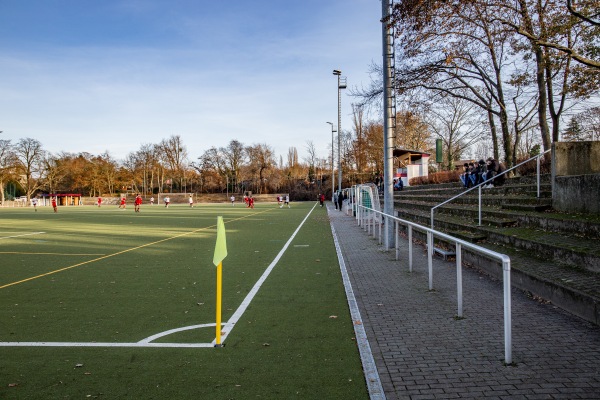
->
[487, 109, 499, 160]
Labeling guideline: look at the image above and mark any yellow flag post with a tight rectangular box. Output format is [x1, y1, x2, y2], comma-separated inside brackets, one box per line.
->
[213, 216, 227, 347]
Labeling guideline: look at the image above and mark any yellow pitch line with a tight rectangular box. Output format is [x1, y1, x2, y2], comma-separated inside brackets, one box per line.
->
[0, 209, 273, 290]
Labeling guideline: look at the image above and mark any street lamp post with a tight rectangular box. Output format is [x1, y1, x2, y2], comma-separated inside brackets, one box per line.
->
[326, 122, 336, 199]
[333, 70, 346, 193]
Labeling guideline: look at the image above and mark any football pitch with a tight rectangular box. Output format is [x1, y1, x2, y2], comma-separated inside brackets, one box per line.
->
[0, 202, 368, 399]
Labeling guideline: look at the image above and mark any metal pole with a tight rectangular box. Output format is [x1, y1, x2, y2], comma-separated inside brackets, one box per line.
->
[503, 258, 513, 364]
[395, 220, 399, 260]
[478, 185, 482, 226]
[456, 243, 463, 318]
[382, 0, 395, 250]
[327, 122, 336, 200]
[427, 231, 433, 290]
[337, 74, 342, 193]
[408, 226, 413, 272]
[536, 154, 541, 198]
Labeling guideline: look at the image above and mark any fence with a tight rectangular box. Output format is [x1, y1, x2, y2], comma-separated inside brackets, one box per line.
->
[354, 201, 513, 364]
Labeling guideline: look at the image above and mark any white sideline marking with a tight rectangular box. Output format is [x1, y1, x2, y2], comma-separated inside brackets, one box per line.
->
[0, 232, 45, 240]
[329, 212, 386, 400]
[0, 342, 215, 348]
[0, 323, 218, 348]
[0, 206, 318, 348]
[138, 323, 216, 343]
[216, 202, 318, 345]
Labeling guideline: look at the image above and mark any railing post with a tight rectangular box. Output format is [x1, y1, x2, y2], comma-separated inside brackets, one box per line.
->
[430, 208, 434, 229]
[536, 155, 541, 198]
[384, 215, 389, 249]
[372, 211, 376, 237]
[361, 208, 365, 230]
[478, 186, 482, 226]
[408, 226, 413, 272]
[456, 243, 463, 318]
[427, 231, 433, 290]
[503, 258, 512, 365]
[395, 220, 399, 260]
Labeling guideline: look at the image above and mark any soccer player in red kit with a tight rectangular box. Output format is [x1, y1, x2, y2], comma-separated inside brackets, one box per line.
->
[134, 194, 142, 212]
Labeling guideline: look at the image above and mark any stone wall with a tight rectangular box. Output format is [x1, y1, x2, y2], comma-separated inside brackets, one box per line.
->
[552, 141, 600, 214]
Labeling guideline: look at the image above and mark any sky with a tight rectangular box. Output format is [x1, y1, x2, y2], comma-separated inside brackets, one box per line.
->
[0, 0, 384, 164]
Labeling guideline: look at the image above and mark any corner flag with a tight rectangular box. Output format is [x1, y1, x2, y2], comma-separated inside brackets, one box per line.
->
[213, 216, 227, 266]
[213, 216, 227, 347]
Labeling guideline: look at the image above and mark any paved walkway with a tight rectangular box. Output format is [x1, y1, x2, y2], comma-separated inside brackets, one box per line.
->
[327, 205, 600, 400]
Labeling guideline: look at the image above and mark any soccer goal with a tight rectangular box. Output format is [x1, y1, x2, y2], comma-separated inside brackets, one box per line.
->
[352, 183, 381, 222]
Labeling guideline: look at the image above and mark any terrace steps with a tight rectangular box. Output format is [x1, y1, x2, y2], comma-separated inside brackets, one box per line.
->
[392, 174, 600, 325]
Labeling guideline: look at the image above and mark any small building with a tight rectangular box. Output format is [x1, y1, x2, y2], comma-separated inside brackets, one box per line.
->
[393, 149, 430, 187]
[41, 193, 83, 206]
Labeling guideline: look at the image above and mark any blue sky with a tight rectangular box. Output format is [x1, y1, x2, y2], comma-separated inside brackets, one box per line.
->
[0, 0, 383, 163]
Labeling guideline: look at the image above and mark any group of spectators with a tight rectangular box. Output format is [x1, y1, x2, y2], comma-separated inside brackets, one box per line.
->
[459, 157, 505, 189]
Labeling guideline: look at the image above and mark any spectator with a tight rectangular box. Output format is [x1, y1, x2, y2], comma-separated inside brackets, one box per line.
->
[467, 162, 477, 187]
[459, 163, 470, 188]
[394, 178, 403, 191]
[484, 158, 506, 188]
[474, 159, 486, 186]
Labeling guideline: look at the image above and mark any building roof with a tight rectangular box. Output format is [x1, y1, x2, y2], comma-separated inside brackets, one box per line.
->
[393, 149, 430, 166]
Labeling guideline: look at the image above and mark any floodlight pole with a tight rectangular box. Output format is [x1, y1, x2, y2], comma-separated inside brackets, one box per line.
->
[333, 70, 346, 194]
[382, 0, 396, 249]
[326, 122, 336, 199]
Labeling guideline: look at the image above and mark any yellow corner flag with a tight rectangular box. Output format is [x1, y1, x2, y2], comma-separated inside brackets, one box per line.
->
[213, 216, 227, 347]
[213, 216, 227, 266]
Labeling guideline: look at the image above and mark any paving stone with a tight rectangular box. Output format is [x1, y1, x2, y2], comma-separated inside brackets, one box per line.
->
[328, 205, 600, 399]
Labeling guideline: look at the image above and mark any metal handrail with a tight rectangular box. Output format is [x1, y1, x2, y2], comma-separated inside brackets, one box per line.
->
[354, 203, 512, 364]
[430, 150, 551, 229]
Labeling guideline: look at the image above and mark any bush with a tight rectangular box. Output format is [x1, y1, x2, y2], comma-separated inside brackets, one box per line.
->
[409, 170, 461, 186]
[514, 155, 552, 176]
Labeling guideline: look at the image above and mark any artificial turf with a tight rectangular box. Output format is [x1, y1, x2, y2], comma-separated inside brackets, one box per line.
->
[0, 202, 368, 399]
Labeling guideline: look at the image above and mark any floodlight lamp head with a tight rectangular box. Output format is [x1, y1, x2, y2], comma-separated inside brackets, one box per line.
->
[332, 69, 341, 75]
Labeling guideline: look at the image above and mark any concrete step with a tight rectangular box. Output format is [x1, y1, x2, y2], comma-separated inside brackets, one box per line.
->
[395, 198, 600, 239]
[397, 194, 553, 207]
[397, 208, 600, 273]
[397, 216, 600, 325]
[478, 217, 517, 227]
[501, 203, 553, 212]
[447, 230, 488, 243]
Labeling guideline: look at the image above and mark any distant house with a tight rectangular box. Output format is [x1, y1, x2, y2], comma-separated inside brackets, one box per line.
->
[393, 149, 430, 187]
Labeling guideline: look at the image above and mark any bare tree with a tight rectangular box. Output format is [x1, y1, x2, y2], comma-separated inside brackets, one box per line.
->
[158, 135, 188, 192]
[41, 154, 65, 195]
[580, 106, 600, 140]
[304, 141, 318, 183]
[394, 110, 433, 152]
[425, 95, 483, 170]
[13, 138, 45, 201]
[0, 138, 16, 204]
[246, 143, 275, 194]
[223, 140, 246, 192]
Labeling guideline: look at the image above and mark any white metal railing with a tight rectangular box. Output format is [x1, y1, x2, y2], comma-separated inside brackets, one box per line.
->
[430, 150, 551, 229]
[356, 203, 513, 364]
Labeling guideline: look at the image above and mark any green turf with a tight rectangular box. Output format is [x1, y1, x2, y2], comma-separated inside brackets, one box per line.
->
[0, 202, 369, 399]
